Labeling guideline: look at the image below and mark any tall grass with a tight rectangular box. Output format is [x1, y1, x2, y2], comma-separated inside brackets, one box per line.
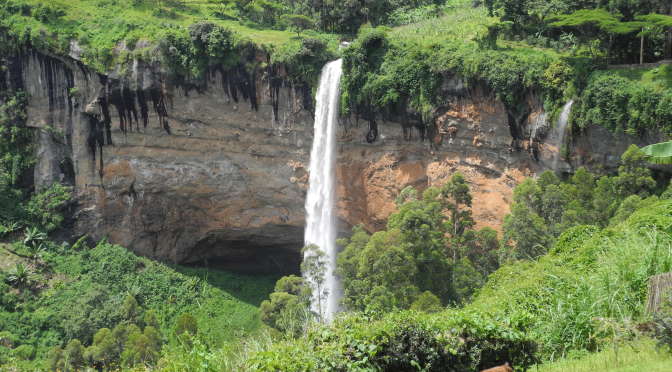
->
[470, 201, 672, 360]
[390, 0, 495, 46]
[531, 338, 672, 372]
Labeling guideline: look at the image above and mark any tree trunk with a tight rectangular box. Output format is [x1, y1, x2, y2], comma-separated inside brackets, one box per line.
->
[641, 32, 645, 65]
[667, 6, 672, 59]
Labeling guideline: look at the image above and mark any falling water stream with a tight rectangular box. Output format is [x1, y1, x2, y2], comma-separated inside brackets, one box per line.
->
[552, 100, 574, 172]
[303, 59, 343, 322]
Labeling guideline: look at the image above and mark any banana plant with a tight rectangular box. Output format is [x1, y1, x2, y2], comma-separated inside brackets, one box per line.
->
[7, 263, 31, 288]
[641, 141, 672, 164]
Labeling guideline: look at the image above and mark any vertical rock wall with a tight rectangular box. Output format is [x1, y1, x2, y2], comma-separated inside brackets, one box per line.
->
[8, 49, 656, 273]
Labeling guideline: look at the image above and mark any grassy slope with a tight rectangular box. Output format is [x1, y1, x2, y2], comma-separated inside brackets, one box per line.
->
[0, 241, 277, 368]
[390, 0, 560, 59]
[2, 0, 305, 72]
[468, 200, 672, 358]
[531, 339, 672, 372]
[239, 201, 672, 370]
[605, 64, 672, 91]
[390, 0, 494, 46]
[10, 0, 294, 45]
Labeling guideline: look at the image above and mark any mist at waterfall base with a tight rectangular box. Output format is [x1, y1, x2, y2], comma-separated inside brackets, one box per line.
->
[303, 59, 343, 323]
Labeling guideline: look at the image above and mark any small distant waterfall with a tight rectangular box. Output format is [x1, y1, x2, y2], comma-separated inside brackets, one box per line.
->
[552, 100, 574, 172]
[303, 59, 343, 322]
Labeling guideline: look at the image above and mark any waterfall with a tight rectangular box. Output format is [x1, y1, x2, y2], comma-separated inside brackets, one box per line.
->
[552, 100, 574, 172]
[303, 59, 343, 322]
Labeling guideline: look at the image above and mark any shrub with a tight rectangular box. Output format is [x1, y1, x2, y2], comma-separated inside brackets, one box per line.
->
[410, 291, 442, 313]
[271, 36, 336, 85]
[260, 275, 310, 336]
[653, 294, 672, 353]
[248, 311, 537, 371]
[174, 313, 198, 340]
[574, 74, 672, 135]
[12, 344, 34, 360]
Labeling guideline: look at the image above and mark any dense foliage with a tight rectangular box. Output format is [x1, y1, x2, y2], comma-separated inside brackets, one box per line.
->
[336, 173, 499, 311]
[248, 310, 537, 371]
[573, 71, 672, 135]
[340, 22, 573, 135]
[208, 0, 448, 34]
[0, 240, 276, 370]
[0, 90, 71, 235]
[486, 0, 672, 63]
[502, 145, 659, 259]
[474, 199, 672, 357]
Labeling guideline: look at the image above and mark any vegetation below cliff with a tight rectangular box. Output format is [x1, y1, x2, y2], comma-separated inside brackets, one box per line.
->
[247, 145, 672, 370]
[0, 239, 277, 370]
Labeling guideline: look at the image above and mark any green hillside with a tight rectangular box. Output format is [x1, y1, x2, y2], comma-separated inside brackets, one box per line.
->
[0, 240, 277, 370]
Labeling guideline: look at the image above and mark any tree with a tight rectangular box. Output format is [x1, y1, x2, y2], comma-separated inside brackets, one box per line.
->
[467, 227, 501, 277]
[63, 339, 85, 371]
[282, 14, 314, 36]
[143, 310, 160, 330]
[452, 257, 484, 302]
[570, 167, 596, 207]
[440, 173, 475, 240]
[113, 323, 140, 352]
[121, 295, 141, 323]
[357, 230, 420, 312]
[388, 188, 453, 302]
[410, 291, 443, 313]
[48, 346, 65, 372]
[174, 313, 198, 341]
[336, 225, 371, 310]
[121, 327, 161, 366]
[549, 9, 642, 60]
[592, 175, 620, 226]
[502, 202, 554, 260]
[512, 178, 542, 212]
[635, 14, 672, 62]
[301, 244, 328, 322]
[87, 328, 118, 368]
[614, 144, 656, 198]
[260, 275, 310, 336]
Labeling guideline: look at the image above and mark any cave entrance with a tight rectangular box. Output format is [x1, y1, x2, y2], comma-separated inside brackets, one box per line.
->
[187, 237, 302, 276]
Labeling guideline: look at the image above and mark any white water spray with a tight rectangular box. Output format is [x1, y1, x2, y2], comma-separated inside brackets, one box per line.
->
[552, 100, 573, 172]
[303, 59, 343, 322]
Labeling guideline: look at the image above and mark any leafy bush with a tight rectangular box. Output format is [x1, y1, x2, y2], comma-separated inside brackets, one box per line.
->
[654, 296, 672, 353]
[260, 275, 310, 336]
[248, 311, 537, 371]
[271, 36, 336, 86]
[574, 73, 672, 135]
[12, 344, 34, 360]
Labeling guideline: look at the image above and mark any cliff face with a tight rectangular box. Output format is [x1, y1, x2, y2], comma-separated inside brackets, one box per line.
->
[11, 50, 653, 274]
